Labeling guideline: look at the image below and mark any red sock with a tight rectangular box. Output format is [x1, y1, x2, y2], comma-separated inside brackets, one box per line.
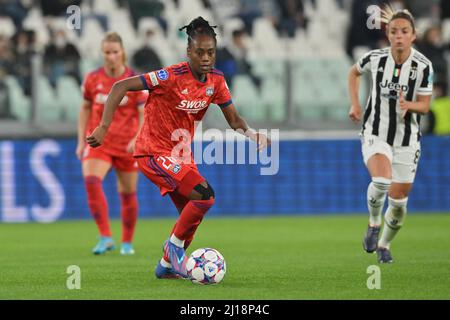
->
[169, 192, 189, 212]
[168, 192, 191, 249]
[120, 192, 138, 243]
[163, 199, 214, 261]
[84, 176, 111, 237]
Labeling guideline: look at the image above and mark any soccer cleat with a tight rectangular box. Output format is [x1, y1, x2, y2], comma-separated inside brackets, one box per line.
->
[164, 240, 188, 278]
[363, 225, 381, 253]
[155, 261, 182, 279]
[120, 242, 135, 255]
[377, 247, 393, 263]
[92, 237, 115, 255]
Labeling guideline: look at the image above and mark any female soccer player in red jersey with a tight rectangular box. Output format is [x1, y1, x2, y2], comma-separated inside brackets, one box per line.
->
[77, 32, 147, 255]
[87, 17, 270, 278]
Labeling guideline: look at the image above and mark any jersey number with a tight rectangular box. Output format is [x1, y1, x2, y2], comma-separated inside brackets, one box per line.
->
[156, 156, 178, 170]
[413, 149, 420, 164]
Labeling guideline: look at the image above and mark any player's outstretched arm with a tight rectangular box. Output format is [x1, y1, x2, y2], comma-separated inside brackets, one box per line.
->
[221, 103, 270, 151]
[348, 64, 362, 123]
[86, 76, 144, 148]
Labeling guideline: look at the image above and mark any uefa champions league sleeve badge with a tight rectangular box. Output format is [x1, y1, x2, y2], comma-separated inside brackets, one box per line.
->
[156, 69, 169, 81]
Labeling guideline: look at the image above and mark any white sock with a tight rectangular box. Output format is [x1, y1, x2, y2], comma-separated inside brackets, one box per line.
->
[367, 177, 391, 226]
[160, 258, 172, 268]
[170, 234, 185, 248]
[379, 197, 408, 249]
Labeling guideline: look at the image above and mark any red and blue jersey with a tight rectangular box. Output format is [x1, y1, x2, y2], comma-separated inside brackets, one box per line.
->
[134, 61, 232, 159]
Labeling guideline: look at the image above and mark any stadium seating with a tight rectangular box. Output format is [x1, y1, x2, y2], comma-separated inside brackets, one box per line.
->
[56, 76, 83, 122]
[261, 77, 286, 122]
[35, 76, 62, 122]
[3, 0, 448, 128]
[0, 16, 16, 38]
[231, 74, 266, 122]
[78, 18, 106, 60]
[22, 6, 50, 49]
[4, 76, 31, 122]
[441, 18, 450, 44]
[80, 58, 101, 78]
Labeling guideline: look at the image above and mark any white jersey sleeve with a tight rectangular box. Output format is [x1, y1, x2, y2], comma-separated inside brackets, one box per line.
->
[417, 63, 434, 96]
[356, 51, 372, 74]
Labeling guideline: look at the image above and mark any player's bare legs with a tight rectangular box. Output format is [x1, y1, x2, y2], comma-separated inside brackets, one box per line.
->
[116, 170, 139, 255]
[82, 159, 115, 254]
[363, 154, 392, 253]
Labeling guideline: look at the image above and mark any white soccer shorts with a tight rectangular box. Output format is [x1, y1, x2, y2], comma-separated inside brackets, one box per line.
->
[361, 134, 421, 183]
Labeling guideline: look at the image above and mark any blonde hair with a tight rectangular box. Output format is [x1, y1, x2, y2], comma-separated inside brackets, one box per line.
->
[380, 5, 416, 33]
[101, 31, 127, 64]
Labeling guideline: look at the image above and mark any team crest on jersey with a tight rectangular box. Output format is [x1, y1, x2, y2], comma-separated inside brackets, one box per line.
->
[172, 164, 181, 174]
[409, 66, 417, 80]
[157, 69, 168, 81]
[206, 87, 214, 96]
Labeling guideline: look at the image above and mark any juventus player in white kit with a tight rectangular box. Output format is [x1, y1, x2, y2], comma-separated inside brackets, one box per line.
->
[348, 8, 433, 263]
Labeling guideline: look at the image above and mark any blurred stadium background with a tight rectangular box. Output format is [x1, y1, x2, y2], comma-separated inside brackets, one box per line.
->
[0, 0, 449, 222]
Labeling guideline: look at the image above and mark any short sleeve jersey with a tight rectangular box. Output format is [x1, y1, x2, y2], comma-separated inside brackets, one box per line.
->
[134, 62, 232, 159]
[82, 67, 148, 156]
[356, 47, 433, 146]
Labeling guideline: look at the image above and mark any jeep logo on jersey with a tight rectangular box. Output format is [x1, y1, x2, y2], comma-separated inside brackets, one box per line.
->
[176, 100, 208, 113]
[94, 93, 129, 106]
[379, 80, 408, 92]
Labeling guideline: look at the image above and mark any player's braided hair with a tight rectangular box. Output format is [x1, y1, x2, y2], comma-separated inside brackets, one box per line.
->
[179, 16, 218, 45]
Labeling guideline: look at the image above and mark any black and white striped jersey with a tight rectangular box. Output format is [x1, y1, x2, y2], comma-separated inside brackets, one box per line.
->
[356, 47, 433, 146]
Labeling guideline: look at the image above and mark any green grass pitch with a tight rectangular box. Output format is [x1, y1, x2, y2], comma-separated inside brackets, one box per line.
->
[1, 214, 449, 300]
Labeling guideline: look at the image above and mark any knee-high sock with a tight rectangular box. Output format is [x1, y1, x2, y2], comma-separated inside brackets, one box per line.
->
[379, 197, 408, 249]
[85, 176, 111, 237]
[164, 199, 214, 261]
[168, 192, 191, 249]
[367, 177, 391, 226]
[120, 192, 138, 243]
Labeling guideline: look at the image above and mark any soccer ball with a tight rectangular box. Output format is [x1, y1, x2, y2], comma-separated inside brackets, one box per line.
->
[186, 248, 226, 285]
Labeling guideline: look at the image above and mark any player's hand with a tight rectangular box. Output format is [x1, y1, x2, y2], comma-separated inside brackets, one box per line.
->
[75, 142, 85, 160]
[127, 137, 137, 153]
[255, 133, 270, 152]
[86, 126, 107, 148]
[349, 105, 362, 123]
[399, 89, 408, 118]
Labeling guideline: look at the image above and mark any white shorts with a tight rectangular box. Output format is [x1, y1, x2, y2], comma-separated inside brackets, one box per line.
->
[361, 134, 421, 183]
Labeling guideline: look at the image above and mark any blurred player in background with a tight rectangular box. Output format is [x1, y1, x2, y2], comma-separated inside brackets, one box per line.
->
[86, 17, 270, 278]
[76, 32, 147, 255]
[348, 7, 433, 263]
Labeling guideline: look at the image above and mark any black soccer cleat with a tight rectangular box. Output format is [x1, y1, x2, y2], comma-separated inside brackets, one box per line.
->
[376, 247, 393, 263]
[363, 225, 381, 253]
